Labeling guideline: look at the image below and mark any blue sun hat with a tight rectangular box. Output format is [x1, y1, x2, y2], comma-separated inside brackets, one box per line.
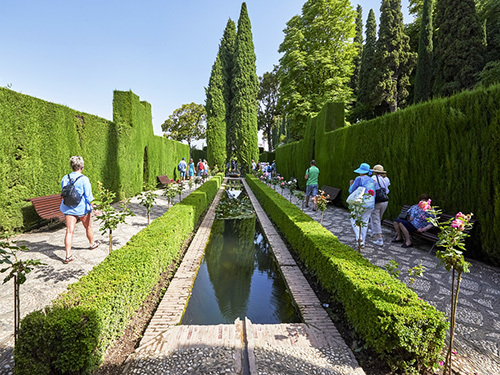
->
[354, 163, 371, 175]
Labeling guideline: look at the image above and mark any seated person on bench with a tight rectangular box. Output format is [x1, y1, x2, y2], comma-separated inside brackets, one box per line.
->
[392, 194, 435, 248]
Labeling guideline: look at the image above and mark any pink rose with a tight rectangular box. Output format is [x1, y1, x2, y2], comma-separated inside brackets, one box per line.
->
[451, 219, 465, 231]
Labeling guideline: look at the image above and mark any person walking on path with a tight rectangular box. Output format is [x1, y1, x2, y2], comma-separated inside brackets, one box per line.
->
[348, 163, 375, 247]
[178, 157, 187, 181]
[197, 159, 204, 177]
[188, 158, 195, 180]
[304, 160, 320, 210]
[59, 156, 100, 264]
[370, 164, 390, 246]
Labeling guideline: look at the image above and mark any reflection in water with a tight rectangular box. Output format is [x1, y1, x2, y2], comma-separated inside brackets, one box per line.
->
[182, 218, 301, 325]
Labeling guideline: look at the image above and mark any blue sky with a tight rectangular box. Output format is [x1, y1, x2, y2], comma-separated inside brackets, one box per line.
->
[1, 1, 411, 145]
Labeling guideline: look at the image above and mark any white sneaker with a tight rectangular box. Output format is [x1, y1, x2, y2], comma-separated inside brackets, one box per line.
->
[372, 238, 384, 246]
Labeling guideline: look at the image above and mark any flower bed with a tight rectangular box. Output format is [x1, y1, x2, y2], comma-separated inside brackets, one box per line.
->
[246, 175, 447, 372]
[14, 174, 223, 375]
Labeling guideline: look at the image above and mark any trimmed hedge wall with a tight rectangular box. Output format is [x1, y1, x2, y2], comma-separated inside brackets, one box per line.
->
[14, 174, 223, 374]
[258, 151, 275, 163]
[246, 175, 447, 371]
[0, 88, 189, 231]
[276, 86, 500, 265]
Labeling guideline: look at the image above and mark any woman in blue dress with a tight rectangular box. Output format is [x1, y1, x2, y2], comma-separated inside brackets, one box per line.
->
[188, 158, 195, 180]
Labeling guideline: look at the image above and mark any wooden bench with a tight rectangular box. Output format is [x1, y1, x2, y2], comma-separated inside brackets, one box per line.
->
[28, 194, 65, 222]
[383, 205, 476, 252]
[321, 185, 341, 204]
[157, 175, 172, 187]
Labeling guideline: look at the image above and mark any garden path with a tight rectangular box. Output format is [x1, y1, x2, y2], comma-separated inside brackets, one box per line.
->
[275, 186, 500, 375]
[0, 183, 199, 375]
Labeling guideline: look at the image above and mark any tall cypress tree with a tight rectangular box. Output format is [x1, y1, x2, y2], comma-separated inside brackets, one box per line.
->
[231, 2, 259, 172]
[355, 9, 377, 121]
[219, 19, 236, 162]
[350, 5, 364, 97]
[373, 0, 416, 112]
[433, 0, 484, 96]
[205, 54, 226, 170]
[414, 0, 434, 103]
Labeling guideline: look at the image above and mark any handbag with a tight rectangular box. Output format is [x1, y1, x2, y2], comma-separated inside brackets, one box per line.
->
[374, 175, 389, 203]
[346, 186, 365, 205]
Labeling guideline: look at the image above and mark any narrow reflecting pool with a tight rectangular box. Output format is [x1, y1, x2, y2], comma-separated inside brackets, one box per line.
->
[181, 216, 302, 325]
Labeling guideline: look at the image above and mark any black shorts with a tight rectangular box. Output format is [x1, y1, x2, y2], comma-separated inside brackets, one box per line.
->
[394, 218, 417, 232]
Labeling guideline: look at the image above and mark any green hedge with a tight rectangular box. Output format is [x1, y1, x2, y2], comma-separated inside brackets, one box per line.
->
[14, 174, 223, 374]
[258, 151, 275, 163]
[0, 88, 189, 231]
[246, 175, 447, 372]
[276, 86, 500, 265]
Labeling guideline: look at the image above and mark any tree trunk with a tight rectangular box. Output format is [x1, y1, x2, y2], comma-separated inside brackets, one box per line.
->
[14, 275, 19, 346]
[109, 231, 113, 253]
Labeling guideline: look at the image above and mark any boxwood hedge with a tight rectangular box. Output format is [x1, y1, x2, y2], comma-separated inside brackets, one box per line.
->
[246, 175, 447, 372]
[14, 174, 223, 375]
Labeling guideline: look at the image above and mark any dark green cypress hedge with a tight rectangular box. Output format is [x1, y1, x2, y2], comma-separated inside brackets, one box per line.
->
[0, 88, 188, 231]
[275, 85, 500, 266]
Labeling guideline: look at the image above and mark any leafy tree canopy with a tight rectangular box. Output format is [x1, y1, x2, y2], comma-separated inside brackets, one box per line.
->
[278, 0, 357, 139]
[162, 102, 206, 150]
[258, 65, 281, 151]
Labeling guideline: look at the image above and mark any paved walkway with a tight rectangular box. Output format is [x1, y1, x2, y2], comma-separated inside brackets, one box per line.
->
[123, 179, 364, 375]
[0, 184, 198, 375]
[275, 187, 500, 375]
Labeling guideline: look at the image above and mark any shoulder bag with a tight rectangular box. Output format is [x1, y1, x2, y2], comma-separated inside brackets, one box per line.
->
[374, 175, 389, 203]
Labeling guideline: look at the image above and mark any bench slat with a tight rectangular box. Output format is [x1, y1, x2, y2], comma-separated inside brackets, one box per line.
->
[28, 194, 65, 221]
[157, 175, 171, 186]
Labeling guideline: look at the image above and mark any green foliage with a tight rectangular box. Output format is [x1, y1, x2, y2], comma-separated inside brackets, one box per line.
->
[278, 0, 357, 138]
[216, 191, 255, 220]
[433, 0, 484, 96]
[205, 54, 227, 170]
[94, 181, 135, 253]
[350, 5, 364, 97]
[232, 2, 259, 172]
[0, 88, 189, 232]
[161, 102, 206, 150]
[220, 19, 237, 160]
[353, 9, 378, 122]
[373, 0, 416, 112]
[258, 151, 275, 163]
[480, 60, 500, 87]
[15, 174, 224, 374]
[414, 0, 434, 103]
[258, 65, 282, 151]
[138, 184, 158, 225]
[246, 175, 447, 372]
[276, 85, 500, 266]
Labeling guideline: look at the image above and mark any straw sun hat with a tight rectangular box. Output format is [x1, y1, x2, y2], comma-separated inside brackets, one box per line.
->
[372, 164, 387, 174]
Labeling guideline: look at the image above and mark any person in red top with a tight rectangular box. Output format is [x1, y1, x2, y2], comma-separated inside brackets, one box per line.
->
[197, 159, 204, 177]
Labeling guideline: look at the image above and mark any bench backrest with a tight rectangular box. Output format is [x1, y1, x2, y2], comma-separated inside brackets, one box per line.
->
[28, 194, 64, 221]
[157, 175, 171, 185]
[321, 185, 341, 201]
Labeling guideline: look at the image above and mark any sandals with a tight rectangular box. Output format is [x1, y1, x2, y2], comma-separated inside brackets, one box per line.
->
[63, 255, 74, 264]
[89, 240, 101, 250]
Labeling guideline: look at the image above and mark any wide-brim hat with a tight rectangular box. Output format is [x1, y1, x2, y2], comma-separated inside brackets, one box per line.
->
[354, 163, 371, 174]
[372, 164, 387, 174]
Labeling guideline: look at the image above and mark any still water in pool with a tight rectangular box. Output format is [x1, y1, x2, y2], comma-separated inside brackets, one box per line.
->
[181, 217, 301, 325]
